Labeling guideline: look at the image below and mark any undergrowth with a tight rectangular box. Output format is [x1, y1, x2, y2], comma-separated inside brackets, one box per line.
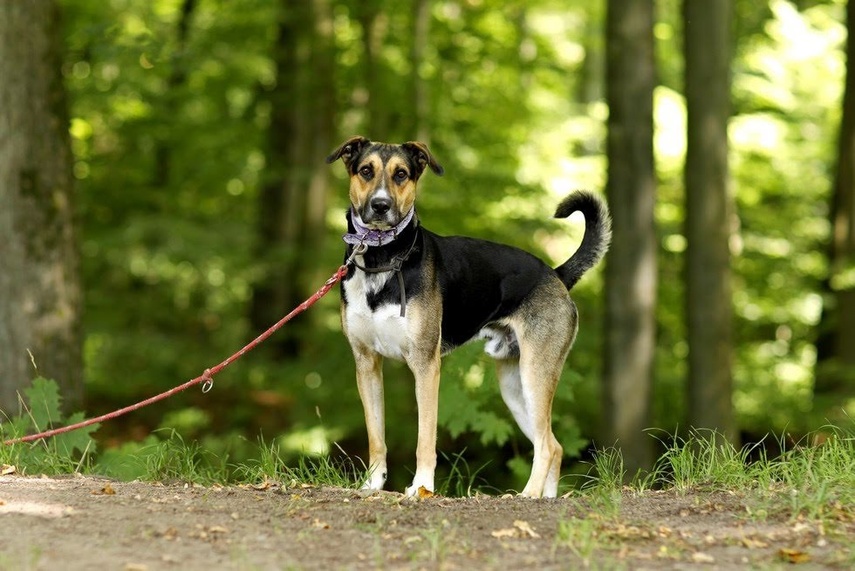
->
[4, 377, 855, 524]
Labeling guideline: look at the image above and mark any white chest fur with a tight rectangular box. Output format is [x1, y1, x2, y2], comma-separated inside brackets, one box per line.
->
[343, 268, 410, 361]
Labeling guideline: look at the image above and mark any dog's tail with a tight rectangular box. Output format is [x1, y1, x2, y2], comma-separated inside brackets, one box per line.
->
[553, 190, 612, 290]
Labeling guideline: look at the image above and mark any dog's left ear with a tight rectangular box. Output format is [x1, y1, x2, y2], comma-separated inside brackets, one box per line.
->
[402, 141, 444, 178]
[327, 136, 370, 169]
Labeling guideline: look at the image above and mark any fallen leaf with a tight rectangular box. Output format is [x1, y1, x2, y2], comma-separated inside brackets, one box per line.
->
[779, 548, 810, 564]
[691, 552, 715, 564]
[514, 520, 540, 538]
[1, 464, 16, 475]
[92, 483, 115, 496]
[491, 528, 517, 538]
[208, 525, 229, 534]
[417, 486, 435, 499]
[742, 537, 768, 549]
[312, 519, 330, 529]
[491, 521, 540, 539]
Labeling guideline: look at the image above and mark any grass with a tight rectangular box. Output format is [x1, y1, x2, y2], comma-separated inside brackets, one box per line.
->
[576, 425, 855, 526]
[4, 375, 855, 526]
[6, 423, 855, 513]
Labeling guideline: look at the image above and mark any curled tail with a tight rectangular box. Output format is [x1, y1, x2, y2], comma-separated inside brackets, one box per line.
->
[553, 190, 612, 290]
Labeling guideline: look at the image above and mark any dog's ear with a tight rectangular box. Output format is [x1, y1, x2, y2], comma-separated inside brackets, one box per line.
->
[326, 136, 370, 169]
[402, 141, 444, 178]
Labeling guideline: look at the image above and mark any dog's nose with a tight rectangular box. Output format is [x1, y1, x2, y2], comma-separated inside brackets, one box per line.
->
[370, 196, 391, 215]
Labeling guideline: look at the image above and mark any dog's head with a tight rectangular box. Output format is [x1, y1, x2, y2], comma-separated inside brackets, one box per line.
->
[327, 136, 444, 229]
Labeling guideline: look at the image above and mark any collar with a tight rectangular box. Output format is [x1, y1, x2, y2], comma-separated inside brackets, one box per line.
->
[343, 208, 415, 247]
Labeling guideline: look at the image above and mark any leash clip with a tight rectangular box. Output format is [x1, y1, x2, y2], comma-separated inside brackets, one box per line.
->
[346, 242, 368, 266]
[200, 369, 214, 393]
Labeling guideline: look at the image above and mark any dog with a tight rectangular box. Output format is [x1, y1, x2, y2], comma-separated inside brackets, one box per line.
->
[326, 136, 611, 498]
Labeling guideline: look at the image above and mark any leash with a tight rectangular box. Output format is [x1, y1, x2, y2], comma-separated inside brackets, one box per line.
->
[3, 263, 351, 446]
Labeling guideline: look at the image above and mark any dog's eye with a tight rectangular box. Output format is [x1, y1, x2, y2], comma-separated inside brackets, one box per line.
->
[394, 169, 408, 183]
[359, 166, 373, 179]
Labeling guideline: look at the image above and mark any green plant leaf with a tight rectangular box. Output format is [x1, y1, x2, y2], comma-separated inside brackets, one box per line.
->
[23, 377, 63, 431]
[55, 412, 99, 456]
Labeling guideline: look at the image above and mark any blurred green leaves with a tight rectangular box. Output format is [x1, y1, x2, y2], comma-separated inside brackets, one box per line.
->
[53, 0, 850, 491]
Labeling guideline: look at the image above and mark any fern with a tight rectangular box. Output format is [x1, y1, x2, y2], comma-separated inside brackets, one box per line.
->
[0, 377, 99, 474]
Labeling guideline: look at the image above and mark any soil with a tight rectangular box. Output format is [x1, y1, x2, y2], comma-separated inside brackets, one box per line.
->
[0, 474, 851, 570]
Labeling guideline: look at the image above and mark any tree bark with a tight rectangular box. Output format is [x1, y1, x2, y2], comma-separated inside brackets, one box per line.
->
[153, 0, 197, 188]
[249, 0, 335, 357]
[0, 1, 84, 413]
[603, 0, 656, 478]
[815, 0, 855, 413]
[683, 0, 736, 442]
[410, 0, 432, 143]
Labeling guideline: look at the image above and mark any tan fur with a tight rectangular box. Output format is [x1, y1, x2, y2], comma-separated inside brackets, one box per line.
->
[332, 139, 600, 499]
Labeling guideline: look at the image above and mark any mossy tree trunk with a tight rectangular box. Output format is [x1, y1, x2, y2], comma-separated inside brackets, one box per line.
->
[0, 1, 83, 414]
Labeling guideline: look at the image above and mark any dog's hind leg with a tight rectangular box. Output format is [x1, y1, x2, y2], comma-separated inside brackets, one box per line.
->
[499, 356, 563, 498]
[353, 346, 387, 491]
[507, 288, 577, 498]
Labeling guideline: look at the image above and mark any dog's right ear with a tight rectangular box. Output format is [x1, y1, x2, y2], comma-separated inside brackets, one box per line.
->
[326, 136, 370, 169]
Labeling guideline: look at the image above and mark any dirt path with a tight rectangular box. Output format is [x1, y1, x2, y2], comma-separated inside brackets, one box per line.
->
[0, 475, 849, 570]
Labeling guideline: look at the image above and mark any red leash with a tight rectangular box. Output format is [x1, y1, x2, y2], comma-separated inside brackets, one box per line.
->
[3, 264, 350, 446]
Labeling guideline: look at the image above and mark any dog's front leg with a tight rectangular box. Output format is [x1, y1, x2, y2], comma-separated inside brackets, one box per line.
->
[353, 346, 387, 491]
[405, 354, 441, 496]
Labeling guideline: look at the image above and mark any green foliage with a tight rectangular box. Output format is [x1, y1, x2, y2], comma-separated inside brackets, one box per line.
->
[50, 0, 853, 488]
[435, 449, 492, 497]
[0, 378, 99, 474]
[586, 425, 855, 525]
[234, 437, 365, 489]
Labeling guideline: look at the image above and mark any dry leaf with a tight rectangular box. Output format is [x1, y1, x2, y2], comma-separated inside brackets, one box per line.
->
[741, 537, 768, 549]
[417, 486, 435, 499]
[491, 528, 517, 538]
[1, 464, 16, 476]
[491, 521, 540, 539]
[779, 548, 810, 564]
[312, 519, 330, 530]
[513, 520, 540, 538]
[208, 525, 229, 534]
[691, 552, 715, 564]
[92, 483, 116, 496]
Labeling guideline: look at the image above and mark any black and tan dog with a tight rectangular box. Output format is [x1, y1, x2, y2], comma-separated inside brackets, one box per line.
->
[327, 136, 611, 498]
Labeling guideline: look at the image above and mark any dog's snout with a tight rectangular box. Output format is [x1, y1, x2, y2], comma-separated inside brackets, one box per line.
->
[370, 196, 392, 215]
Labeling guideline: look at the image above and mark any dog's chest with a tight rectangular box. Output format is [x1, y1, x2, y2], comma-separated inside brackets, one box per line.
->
[343, 270, 410, 360]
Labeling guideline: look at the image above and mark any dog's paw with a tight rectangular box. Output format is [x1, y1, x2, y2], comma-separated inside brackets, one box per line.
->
[405, 475, 435, 497]
[361, 468, 387, 491]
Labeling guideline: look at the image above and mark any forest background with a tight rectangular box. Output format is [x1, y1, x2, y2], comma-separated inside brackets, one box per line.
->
[2, 0, 854, 495]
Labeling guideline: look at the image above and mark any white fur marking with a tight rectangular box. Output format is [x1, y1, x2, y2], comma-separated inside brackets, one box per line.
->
[344, 266, 410, 361]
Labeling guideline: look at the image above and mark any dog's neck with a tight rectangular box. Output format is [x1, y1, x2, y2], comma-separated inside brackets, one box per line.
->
[343, 208, 416, 248]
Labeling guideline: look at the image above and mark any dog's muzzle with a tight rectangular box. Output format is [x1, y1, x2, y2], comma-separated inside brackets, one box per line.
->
[359, 188, 400, 227]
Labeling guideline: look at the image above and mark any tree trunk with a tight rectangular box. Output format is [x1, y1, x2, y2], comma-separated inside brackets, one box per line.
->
[249, 0, 335, 357]
[683, 0, 736, 442]
[153, 0, 197, 188]
[602, 0, 656, 478]
[815, 0, 855, 413]
[0, 1, 83, 414]
[410, 0, 431, 143]
[356, 2, 384, 138]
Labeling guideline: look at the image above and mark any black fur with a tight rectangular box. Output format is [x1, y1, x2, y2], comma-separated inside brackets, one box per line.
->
[343, 192, 610, 352]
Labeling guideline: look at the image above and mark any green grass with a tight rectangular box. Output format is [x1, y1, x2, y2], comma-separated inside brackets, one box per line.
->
[580, 425, 855, 525]
[5, 379, 855, 518]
